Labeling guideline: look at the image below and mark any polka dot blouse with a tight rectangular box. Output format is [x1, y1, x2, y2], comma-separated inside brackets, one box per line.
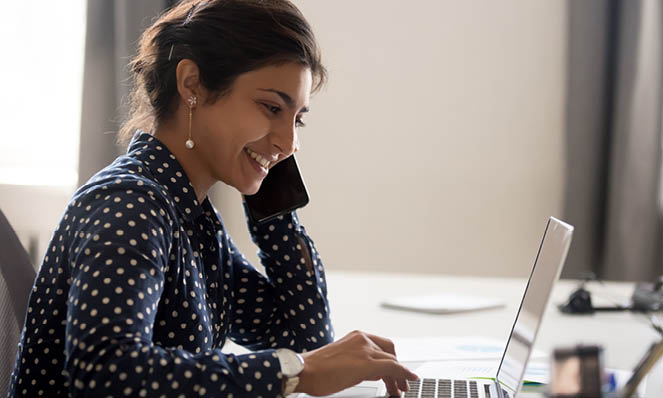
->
[8, 131, 334, 397]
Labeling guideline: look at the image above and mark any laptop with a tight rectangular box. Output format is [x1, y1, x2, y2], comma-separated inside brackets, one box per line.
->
[306, 217, 573, 398]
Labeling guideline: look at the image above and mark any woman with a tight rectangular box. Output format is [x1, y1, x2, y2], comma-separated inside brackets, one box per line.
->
[9, 1, 417, 397]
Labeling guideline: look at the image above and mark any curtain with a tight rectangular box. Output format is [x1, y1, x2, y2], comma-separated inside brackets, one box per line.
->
[563, 0, 663, 282]
[78, 0, 168, 186]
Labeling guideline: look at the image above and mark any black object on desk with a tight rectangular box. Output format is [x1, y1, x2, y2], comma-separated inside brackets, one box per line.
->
[631, 278, 663, 312]
[558, 286, 630, 314]
[558, 274, 663, 314]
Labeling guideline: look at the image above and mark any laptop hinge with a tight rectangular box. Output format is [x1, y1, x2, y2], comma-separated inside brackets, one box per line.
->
[492, 380, 511, 398]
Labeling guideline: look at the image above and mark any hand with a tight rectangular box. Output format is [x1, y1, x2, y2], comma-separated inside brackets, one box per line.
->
[295, 330, 419, 397]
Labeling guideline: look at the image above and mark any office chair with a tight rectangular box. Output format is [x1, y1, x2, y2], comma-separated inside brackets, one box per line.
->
[0, 209, 36, 395]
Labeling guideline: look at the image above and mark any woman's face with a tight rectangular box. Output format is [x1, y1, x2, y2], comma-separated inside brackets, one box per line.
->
[193, 63, 312, 195]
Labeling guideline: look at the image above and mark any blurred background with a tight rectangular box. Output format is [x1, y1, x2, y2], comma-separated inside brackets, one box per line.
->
[0, 0, 660, 281]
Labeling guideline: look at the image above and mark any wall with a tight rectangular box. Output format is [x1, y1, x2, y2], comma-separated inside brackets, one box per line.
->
[1, 1, 569, 278]
[214, 0, 569, 278]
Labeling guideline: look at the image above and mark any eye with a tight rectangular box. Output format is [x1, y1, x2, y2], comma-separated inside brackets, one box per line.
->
[262, 103, 281, 114]
[261, 103, 307, 128]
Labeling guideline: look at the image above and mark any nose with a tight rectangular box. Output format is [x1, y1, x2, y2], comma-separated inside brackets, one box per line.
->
[270, 122, 298, 158]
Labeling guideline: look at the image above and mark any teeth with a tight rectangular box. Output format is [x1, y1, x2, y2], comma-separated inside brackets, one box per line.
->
[246, 148, 270, 169]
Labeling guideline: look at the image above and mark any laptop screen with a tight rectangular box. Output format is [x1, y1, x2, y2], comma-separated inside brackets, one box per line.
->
[495, 217, 574, 396]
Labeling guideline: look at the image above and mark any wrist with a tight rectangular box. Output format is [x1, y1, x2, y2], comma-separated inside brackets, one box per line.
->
[293, 351, 313, 394]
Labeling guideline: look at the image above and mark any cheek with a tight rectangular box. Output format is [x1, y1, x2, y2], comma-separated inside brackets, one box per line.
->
[234, 117, 271, 148]
[197, 102, 271, 161]
[196, 109, 235, 150]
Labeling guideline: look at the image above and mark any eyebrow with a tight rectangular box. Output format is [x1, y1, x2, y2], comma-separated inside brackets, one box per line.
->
[258, 88, 309, 113]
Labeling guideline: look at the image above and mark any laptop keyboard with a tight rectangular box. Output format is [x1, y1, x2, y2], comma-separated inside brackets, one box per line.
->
[404, 379, 479, 398]
[403, 378, 511, 398]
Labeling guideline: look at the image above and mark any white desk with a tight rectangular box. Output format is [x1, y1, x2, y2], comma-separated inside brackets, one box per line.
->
[322, 271, 663, 397]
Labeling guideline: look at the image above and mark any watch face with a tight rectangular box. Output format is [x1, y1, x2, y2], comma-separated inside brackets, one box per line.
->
[277, 349, 304, 377]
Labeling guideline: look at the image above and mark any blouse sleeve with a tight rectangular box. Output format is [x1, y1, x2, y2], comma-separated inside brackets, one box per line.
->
[226, 207, 334, 352]
[64, 181, 284, 397]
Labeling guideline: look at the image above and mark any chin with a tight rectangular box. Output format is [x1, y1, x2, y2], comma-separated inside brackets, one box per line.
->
[236, 180, 263, 196]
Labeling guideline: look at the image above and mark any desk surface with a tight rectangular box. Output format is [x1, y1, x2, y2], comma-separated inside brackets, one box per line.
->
[224, 271, 662, 397]
[322, 271, 662, 397]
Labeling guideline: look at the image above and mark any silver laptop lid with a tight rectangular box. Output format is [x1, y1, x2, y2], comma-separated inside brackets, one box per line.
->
[495, 217, 574, 397]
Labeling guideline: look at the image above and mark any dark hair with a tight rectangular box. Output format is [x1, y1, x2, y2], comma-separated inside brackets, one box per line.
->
[118, 0, 327, 145]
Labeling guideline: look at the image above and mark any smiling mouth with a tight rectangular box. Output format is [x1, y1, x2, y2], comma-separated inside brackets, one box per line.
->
[245, 147, 271, 169]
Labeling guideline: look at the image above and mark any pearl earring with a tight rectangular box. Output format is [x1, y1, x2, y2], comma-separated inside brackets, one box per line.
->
[185, 96, 197, 149]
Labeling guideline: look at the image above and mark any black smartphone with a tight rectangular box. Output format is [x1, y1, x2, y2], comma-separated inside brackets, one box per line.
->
[243, 155, 309, 224]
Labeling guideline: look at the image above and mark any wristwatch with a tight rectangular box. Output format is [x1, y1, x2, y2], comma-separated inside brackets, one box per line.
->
[275, 348, 305, 396]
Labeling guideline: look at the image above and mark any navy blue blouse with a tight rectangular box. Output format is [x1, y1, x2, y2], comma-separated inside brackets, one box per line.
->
[9, 132, 334, 397]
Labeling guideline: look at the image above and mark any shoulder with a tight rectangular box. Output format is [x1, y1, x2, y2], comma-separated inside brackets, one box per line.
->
[67, 157, 178, 228]
[78, 156, 173, 203]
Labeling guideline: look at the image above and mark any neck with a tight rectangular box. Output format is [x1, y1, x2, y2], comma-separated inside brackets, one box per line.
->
[153, 120, 214, 204]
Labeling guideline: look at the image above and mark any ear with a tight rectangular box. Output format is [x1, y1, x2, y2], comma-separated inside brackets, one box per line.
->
[175, 59, 203, 108]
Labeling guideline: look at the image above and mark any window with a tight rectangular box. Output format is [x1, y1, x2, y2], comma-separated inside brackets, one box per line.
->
[0, 2, 87, 187]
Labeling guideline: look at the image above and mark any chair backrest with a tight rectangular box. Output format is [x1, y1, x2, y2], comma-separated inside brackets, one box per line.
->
[0, 209, 36, 395]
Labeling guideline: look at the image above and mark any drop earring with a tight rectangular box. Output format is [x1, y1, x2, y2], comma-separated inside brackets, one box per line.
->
[185, 96, 197, 149]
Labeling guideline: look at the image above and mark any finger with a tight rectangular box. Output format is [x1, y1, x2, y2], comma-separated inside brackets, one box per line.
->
[367, 351, 419, 382]
[372, 359, 419, 382]
[364, 333, 397, 356]
[396, 376, 409, 393]
[386, 375, 410, 395]
[373, 362, 417, 398]
[383, 377, 400, 397]
[385, 369, 411, 395]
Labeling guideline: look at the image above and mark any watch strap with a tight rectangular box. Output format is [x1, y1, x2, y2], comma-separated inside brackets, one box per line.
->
[283, 375, 300, 396]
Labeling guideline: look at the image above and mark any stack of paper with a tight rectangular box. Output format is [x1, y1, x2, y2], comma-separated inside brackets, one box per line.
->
[381, 293, 505, 314]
